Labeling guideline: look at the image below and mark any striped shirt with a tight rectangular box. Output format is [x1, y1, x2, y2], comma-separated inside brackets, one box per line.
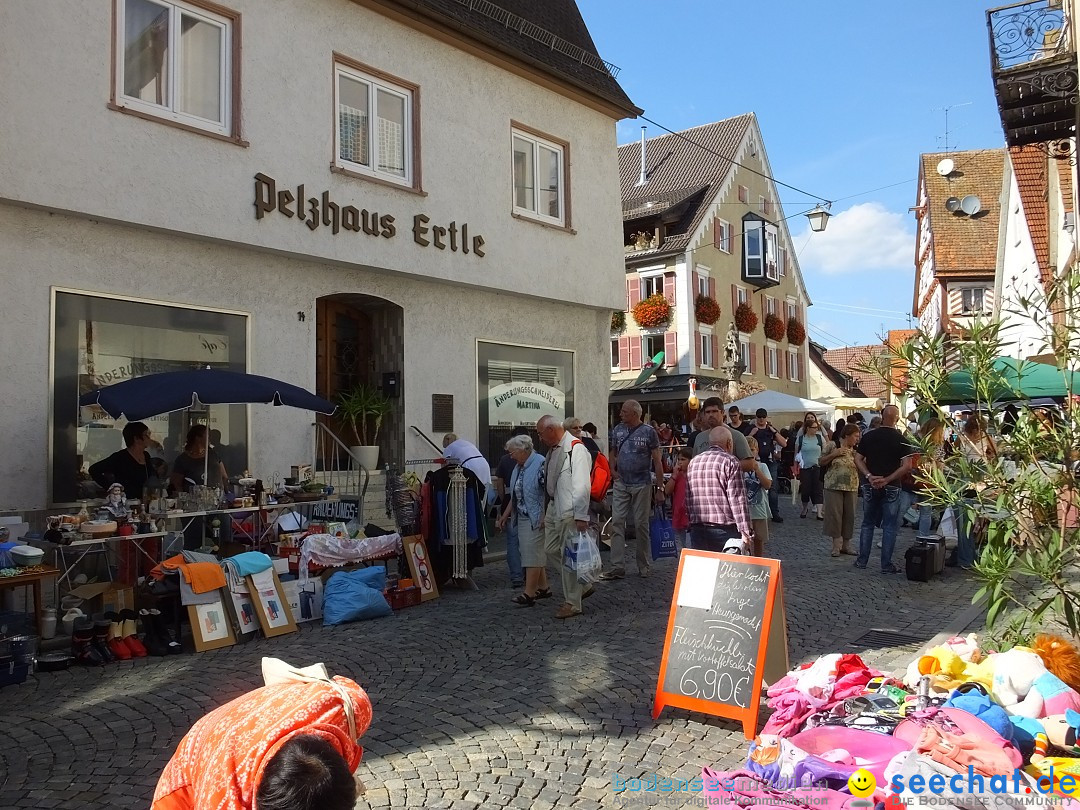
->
[686, 445, 753, 538]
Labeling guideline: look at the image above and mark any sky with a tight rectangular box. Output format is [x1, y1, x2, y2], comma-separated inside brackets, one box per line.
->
[578, 0, 1007, 348]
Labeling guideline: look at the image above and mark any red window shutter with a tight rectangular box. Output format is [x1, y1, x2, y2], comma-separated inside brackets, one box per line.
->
[731, 284, 738, 314]
[618, 336, 631, 371]
[712, 334, 720, 368]
[627, 278, 641, 311]
[749, 342, 756, 374]
[708, 277, 716, 301]
[629, 337, 642, 369]
[692, 271, 701, 299]
[713, 219, 721, 249]
[694, 330, 702, 366]
[663, 272, 676, 304]
[664, 331, 678, 368]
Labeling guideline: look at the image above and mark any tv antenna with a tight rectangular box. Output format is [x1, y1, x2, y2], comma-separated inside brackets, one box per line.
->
[931, 102, 972, 154]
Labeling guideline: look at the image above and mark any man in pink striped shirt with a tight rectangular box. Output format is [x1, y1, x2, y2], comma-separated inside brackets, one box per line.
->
[685, 426, 755, 553]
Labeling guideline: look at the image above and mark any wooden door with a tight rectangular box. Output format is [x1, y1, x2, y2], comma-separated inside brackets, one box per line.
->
[315, 299, 369, 456]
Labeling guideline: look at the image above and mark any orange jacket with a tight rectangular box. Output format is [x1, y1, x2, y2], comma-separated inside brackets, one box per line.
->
[152, 677, 371, 810]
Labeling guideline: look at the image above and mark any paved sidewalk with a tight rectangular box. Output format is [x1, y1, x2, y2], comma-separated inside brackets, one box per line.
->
[0, 515, 978, 809]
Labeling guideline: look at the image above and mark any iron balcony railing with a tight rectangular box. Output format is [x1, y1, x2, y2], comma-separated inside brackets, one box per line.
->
[987, 0, 1074, 72]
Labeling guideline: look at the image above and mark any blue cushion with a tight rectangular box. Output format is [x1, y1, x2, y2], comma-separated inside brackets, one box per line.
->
[322, 567, 391, 626]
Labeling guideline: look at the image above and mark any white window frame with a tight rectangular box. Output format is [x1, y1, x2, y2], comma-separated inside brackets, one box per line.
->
[764, 223, 779, 282]
[511, 126, 567, 227]
[744, 219, 764, 278]
[739, 338, 752, 375]
[786, 297, 798, 321]
[765, 296, 777, 316]
[766, 342, 779, 379]
[716, 219, 732, 253]
[696, 266, 710, 297]
[738, 185, 749, 204]
[736, 286, 749, 306]
[643, 333, 665, 361]
[960, 287, 988, 314]
[700, 326, 714, 369]
[334, 59, 415, 187]
[611, 338, 620, 372]
[788, 348, 800, 382]
[778, 244, 787, 277]
[113, 0, 234, 137]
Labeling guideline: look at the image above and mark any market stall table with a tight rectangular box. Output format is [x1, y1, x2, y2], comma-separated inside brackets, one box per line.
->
[0, 566, 58, 635]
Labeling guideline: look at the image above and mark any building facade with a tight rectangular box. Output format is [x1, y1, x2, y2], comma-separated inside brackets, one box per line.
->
[0, 0, 638, 508]
[610, 116, 812, 418]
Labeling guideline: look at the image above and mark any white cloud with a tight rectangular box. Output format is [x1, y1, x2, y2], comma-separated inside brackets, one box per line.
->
[791, 201, 913, 276]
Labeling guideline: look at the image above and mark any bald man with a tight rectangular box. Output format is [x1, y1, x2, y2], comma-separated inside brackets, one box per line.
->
[685, 426, 754, 553]
[853, 404, 915, 574]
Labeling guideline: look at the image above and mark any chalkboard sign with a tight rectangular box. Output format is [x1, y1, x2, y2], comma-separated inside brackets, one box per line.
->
[653, 550, 788, 738]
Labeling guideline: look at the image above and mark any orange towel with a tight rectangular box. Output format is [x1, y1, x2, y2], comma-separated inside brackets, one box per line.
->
[178, 561, 227, 594]
[152, 677, 371, 810]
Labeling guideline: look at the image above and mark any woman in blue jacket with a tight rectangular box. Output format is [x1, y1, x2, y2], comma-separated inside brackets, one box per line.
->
[495, 434, 548, 606]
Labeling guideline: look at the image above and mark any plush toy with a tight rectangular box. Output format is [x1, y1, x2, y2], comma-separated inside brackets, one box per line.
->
[1010, 715, 1048, 763]
[945, 684, 1014, 742]
[905, 641, 994, 694]
[1026, 732, 1080, 793]
[1042, 709, 1080, 755]
[1033, 634, 1080, 694]
[992, 647, 1080, 719]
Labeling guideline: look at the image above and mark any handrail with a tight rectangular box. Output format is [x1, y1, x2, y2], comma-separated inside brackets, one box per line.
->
[410, 425, 444, 455]
[312, 422, 369, 508]
[988, 0, 1073, 72]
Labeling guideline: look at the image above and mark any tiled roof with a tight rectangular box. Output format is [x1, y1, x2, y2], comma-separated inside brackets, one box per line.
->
[618, 116, 755, 255]
[378, 0, 638, 115]
[1058, 160, 1074, 213]
[920, 149, 1004, 277]
[822, 345, 890, 400]
[1009, 145, 1051, 289]
[809, 341, 866, 396]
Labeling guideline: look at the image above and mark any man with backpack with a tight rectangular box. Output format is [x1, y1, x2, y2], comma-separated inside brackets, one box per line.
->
[600, 400, 665, 580]
[748, 408, 786, 524]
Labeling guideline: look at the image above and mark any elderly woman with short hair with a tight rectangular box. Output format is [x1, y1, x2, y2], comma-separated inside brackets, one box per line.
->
[495, 434, 549, 606]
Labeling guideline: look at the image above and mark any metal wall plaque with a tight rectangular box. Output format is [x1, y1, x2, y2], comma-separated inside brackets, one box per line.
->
[432, 394, 454, 434]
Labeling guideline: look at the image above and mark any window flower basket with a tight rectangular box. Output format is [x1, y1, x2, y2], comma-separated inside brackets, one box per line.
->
[734, 302, 758, 334]
[633, 294, 671, 329]
[763, 313, 785, 341]
[611, 310, 626, 332]
[694, 295, 721, 326]
[787, 316, 806, 346]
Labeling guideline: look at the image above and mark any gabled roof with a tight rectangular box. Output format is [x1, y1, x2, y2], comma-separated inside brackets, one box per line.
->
[618, 115, 755, 259]
[919, 149, 1005, 277]
[374, 0, 639, 116]
[822, 345, 890, 400]
[1009, 145, 1052, 289]
[808, 341, 866, 397]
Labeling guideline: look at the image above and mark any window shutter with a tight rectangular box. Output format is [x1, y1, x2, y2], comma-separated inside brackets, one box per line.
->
[627, 278, 641, 311]
[618, 336, 631, 371]
[694, 331, 702, 366]
[713, 219, 721, 249]
[692, 271, 701, 299]
[629, 337, 642, 369]
[708, 277, 716, 301]
[664, 331, 678, 368]
[749, 343, 756, 374]
[712, 334, 720, 368]
[663, 272, 676, 305]
[731, 284, 738, 314]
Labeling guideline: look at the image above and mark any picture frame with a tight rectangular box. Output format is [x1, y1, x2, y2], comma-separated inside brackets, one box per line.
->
[246, 569, 298, 637]
[403, 535, 439, 602]
[227, 584, 260, 636]
[280, 576, 324, 623]
[187, 591, 238, 652]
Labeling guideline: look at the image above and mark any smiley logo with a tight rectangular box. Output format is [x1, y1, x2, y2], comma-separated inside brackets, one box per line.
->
[848, 768, 876, 798]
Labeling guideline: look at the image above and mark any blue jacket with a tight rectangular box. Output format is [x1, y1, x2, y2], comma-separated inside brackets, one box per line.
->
[509, 452, 545, 530]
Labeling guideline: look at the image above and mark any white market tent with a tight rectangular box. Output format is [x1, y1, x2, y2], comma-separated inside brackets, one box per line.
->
[826, 396, 883, 412]
[726, 390, 835, 425]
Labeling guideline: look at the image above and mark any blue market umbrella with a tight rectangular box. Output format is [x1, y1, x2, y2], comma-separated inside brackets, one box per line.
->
[79, 368, 336, 421]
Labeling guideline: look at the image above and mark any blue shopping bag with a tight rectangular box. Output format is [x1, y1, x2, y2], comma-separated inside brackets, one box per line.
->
[650, 506, 678, 560]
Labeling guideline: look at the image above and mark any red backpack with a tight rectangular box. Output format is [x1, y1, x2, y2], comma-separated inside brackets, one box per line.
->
[571, 439, 613, 501]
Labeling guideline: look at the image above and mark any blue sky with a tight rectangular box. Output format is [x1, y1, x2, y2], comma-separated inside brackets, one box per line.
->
[579, 0, 1006, 348]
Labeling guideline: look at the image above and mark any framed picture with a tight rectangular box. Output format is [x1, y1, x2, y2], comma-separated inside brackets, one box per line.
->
[188, 592, 237, 652]
[247, 569, 298, 637]
[227, 585, 260, 635]
[280, 576, 324, 623]
[403, 535, 439, 602]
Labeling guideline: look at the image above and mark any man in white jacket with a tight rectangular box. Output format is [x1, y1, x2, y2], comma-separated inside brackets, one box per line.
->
[537, 414, 593, 619]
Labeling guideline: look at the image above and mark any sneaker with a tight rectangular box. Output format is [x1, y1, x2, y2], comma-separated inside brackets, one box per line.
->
[853, 561, 867, 570]
[511, 580, 525, 589]
[881, 564, 901, 574]
[599, 569, 625, 581]
[772, 516, 784, 523]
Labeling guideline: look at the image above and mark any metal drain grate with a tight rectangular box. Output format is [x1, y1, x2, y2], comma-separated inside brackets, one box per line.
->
[846, 630, 926, 649]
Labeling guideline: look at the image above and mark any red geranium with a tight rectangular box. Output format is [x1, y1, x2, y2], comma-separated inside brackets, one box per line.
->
[633, 294, 672, 328]
[787, 316, 806, 345]
[694, 295, 721, 326]
[735, 302, 758, 334]
[764, 313, 785, 341]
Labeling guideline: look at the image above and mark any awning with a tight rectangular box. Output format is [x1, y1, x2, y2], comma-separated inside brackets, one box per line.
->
[827, 396, 883, 411]
[610, 373, 729, 403]
[937, 357, 1079, 405]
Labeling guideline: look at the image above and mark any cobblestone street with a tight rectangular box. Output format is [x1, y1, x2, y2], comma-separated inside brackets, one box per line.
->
[0, 514, 980, 809]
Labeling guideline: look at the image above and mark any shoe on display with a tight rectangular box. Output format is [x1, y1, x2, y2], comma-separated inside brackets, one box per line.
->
[119, 610, 147, 657]
[150, 610, 183, 655]
[92, 619, 116, 663]
[139, 609, 167, 657]
[71, 619, 105, 666]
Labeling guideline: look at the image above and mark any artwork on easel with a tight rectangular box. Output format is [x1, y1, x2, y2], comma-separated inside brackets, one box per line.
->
[188, 590, 238, 652]
[246, 569, 297, 637]
[403, 535, 439, 601]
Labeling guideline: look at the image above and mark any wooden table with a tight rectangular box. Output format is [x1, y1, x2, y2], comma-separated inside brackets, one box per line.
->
[0, 566, 59, 635]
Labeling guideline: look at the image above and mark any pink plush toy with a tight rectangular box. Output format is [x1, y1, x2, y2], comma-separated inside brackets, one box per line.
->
[992, 648, 1080, 719]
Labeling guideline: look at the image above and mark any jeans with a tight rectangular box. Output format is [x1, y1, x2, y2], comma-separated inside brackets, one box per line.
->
[504, 519, 523, 584]
[766, 460, 781, 517]
[857, 485, 901, 570]
[956, 501, 977, 567]
[917, 503, 934, 537]
[898, 490, 916, 525]
[689, 523, 740, 553]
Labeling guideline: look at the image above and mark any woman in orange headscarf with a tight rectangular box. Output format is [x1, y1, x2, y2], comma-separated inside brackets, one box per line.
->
[152, 659, 373, 810]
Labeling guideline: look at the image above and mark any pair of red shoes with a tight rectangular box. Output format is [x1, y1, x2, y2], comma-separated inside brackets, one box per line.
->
[103, 610, 147, 659]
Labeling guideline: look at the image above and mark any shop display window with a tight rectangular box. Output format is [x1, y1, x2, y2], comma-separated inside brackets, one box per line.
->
[51, 290, 248, 505]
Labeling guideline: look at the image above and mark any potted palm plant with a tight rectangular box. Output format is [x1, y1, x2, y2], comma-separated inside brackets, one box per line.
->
[336, 384, 392, 470]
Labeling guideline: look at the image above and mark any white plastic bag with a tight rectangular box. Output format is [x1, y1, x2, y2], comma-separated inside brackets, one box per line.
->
[564, 529, 602, 584]
[938, 507, 958, 542]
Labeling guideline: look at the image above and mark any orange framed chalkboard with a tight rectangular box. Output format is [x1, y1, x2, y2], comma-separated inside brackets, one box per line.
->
[652, 550, 788, 738]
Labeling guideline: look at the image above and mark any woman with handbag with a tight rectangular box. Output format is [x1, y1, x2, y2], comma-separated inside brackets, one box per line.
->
[820, 424, 861, 556]
[496, 434, 549, 606]
[795, 413, 826, 519]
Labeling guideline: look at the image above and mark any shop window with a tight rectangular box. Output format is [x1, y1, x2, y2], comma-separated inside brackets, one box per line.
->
[512, 125, 568, 227]
[334, 55, 417, 188]
[478, 341, 574, 464]
[52, 290, 248, 505]
[112, 0, 240, 139]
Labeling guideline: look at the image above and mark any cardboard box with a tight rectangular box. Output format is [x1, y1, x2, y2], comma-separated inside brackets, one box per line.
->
[68, 583, 135, 615]
[280, 576, 323, 623]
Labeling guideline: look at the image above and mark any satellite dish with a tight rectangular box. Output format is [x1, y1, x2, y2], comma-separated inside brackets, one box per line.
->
[937, 158, 955, 176]
[960, 195, 982, 215]
[945, 197, 961, 213]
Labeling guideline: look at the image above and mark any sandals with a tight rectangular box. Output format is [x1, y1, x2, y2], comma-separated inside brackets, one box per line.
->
[512, 593, 536, 607]
[535, 588, 553, 600]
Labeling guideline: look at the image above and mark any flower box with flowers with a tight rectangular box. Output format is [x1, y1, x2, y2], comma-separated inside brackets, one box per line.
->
[764, 313, 785, 341]
[786, 317, 806, 346]
[633, 294, 672, 329]
[734, 302, 758, 334]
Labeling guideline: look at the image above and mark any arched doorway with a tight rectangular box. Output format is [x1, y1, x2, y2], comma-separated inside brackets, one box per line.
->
[315, 294, 404, 471]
